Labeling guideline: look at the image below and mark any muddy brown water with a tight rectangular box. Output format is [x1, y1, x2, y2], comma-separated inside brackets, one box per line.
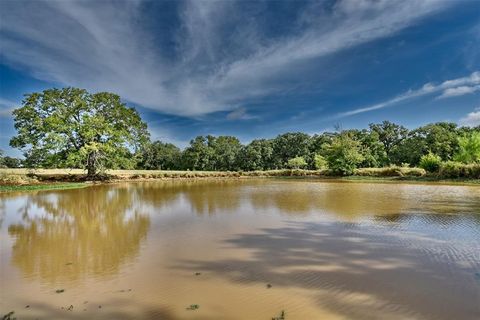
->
[1, 179, 479, 320]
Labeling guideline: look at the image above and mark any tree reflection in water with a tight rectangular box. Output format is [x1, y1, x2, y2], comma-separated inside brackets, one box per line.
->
[7, 185, 150, 284]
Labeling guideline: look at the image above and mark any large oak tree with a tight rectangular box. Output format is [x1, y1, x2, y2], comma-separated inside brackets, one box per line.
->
[10, 88, 149, 176]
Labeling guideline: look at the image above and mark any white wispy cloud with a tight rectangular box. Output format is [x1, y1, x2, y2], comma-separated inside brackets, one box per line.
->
[226, 107, 257, 121]
[438, 85, 480, 98]
[0, 0, 450, 117]
[337, 71, 480, 117]
[459, 107, 480, 127]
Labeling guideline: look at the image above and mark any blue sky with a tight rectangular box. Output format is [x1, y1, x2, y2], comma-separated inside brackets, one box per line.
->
[1, 0, 479, 156]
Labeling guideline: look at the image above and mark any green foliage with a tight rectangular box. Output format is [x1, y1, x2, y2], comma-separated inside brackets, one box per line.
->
[439, 161, 480, 179]
[182, 136, 213, 170]
[313, 154, 328, 170]
[237, 139, 273, 171]
[324, 133, 364, 175]
[454, 132, 480, 164]
[8, 88, 477, 176]
[210, 136, 242, 170]
[287, 156, 307, 169]
[355, 166, 425, 177]
[181, 135, 241, 170]
[369, 121, 408, 162]
[419, 152, 442, 173]
[10, 88, 149, 176]
[139, 141, 181, 170]
[2, 156, 22, 168]
[392, 122, 460, 165]
[272, 132, 311, 168]
[347, 129, 387, 167]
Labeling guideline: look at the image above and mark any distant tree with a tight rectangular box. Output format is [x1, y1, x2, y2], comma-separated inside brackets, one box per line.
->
[3, 156, 22, 168]
[369, 121, 408, 163]
[411, 123, 459, 160]
[287, 156, 308, 169]
[272, 132, 311, 168]
[238, 139, 273, 171]
[347, 129, 387, 167]
[324, 132, 364, 175]
[454, 131, 480, 164]
[390, 134, 426, 166]
[209, 136, 242, 171]
[139, 141, 181, 170]
[392, 123, 466, 166]
[309, 132, 335, 153]
[182, 136, 215, 170]
[9, 88, 149, 176]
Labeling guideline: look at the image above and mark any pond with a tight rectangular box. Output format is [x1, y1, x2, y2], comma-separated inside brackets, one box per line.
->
[1, 179, 479, 319]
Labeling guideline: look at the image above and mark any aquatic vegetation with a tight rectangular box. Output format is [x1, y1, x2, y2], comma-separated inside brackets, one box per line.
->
[55, 289, 65, 293]
[2, 311, 16, 320]
[186, 304, 200, 310]
[271, 310, 285, 320]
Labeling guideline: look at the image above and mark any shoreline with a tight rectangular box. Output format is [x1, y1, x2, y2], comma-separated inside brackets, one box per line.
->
[1, 168, 479, 192]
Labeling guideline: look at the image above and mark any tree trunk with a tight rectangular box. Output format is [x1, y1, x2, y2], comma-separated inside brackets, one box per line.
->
[87, 151, 98, 178]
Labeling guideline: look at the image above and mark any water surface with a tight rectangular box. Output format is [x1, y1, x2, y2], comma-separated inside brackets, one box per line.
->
[1, 179, 479, 319]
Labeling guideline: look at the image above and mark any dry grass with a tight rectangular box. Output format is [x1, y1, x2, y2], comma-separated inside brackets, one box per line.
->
[3, 166, 477, 188]
[354, 166, 426, 177]
[0, 168, 329, 185]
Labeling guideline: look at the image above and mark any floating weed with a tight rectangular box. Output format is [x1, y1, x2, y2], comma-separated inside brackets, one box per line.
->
[55, 289, 65, 293]
[194, 272, 201, 276]
[2, 311, 16, 320]
[272, 310, 285, 320]
[66, 305, 73, 311]
[266, 283, 272, 288]
[186, 304, 199, 311]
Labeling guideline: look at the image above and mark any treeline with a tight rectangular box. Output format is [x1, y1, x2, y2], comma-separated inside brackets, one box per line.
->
[4, 88, 480, 177]
[137, 121, 480, 175]
[3, 120, 479, 176]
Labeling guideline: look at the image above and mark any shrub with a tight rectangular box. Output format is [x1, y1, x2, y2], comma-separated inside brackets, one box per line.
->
[313, 154, 328, 170]
[419, 152, 442, 173]
[454, 132, 480, 164]
[0, 172, 38, 185]
[439, 161, 480, 179]
[287, 156, 307, 169]
[354, 166, 425, 177]
[324, 133, 364, 175]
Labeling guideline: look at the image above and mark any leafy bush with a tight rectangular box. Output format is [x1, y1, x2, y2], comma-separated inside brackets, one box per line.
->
[324, 133, 364, 175]
[0, 172, 38, 185]
[287, 156, 308, 169]
[419, 152, 442, 173]
[439, 161, 480, 179]
[313, 154, 328, 170]
[355, 166, 425, 177]
[454, 132, 480, 164]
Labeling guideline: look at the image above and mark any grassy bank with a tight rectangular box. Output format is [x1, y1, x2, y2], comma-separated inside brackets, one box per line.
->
[0, 182, 87, 193]
[1, 166, 478, 190]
